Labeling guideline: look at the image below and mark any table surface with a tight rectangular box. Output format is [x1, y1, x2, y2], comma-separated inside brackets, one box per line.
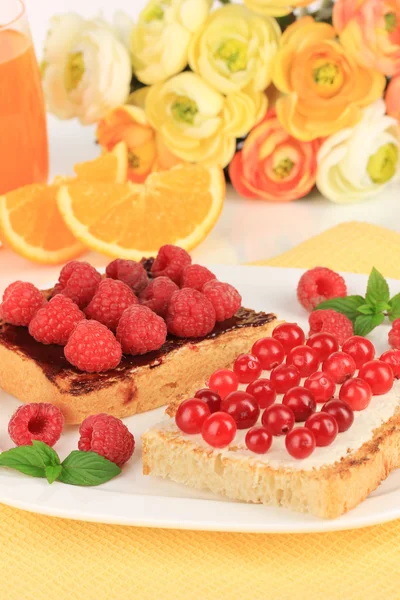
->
[1, 0, 397, 290]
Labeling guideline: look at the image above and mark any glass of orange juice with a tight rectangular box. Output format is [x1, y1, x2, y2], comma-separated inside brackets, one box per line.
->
[0, 0, 48, 194]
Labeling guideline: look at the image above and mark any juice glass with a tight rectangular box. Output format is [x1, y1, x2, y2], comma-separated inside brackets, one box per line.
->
[0, 0, 48, 194]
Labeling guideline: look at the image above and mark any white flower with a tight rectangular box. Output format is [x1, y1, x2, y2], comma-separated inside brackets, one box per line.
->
[316, 100, 400, 203]
[42, 14, 131, 125]
[131, 0, 212, 85]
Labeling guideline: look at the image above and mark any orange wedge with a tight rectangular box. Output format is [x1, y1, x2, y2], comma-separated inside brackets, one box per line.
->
[73, 141, 128, 183]
[0, 184, 85, 264]
[57, 165, 225, 259]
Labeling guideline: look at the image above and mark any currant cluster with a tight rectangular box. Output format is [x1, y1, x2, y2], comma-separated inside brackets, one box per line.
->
[175, 323, 400, 460]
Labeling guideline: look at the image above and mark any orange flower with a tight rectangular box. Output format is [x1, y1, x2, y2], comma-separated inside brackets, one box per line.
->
[272, 17, 386, 141]
[333, 0, 400, 76]
[97, 92, 181, 183]
[229, 109, 320, 202]
[386, 76, 400, 121]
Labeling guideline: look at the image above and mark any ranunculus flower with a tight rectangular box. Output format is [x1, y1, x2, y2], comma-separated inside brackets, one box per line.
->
[229, 109, 320, 202]
[244, 0, 315, 18]
[188, 4, 280, 98]
[131, 0, 211, 85]
[386, 76, 400, 121]
[272, 17, 386, 141]
[333, 0, 400, 77]
[316, 100, 400, 203]
[42, 15, 131, 125]
[145, 72, 267, 167]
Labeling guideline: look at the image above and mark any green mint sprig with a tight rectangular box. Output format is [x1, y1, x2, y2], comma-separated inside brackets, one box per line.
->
[0, 441, 121, 486]
[315, 267, 400, 337]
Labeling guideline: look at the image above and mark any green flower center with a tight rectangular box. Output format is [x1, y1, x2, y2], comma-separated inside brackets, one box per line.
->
[171, 96, 198, 125]
[65, 51, 85, 92]
[273, 158, 295, 180]
[367, 143, 398, 184]
[143, 4, 164, 23]
[313, 62, 340, 86]
[215, 39, 248, 73]
[128, 151, 140, 169]
[384, 12, 397, 33]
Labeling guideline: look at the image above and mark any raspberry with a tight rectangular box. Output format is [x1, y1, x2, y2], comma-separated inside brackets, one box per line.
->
[29, 295, 85, 345]
[297, 267, 347, 312]
[139, 276, 178, 317]
[8, 403, 64, 447]
[1, 281, 46, 326]
[166, 288, 216, 337]
[202, 280, 242, 322]
[85, 279, 138, 331]
[64, 320, 122, 372]
[116, 305, 167, 354]
[181, 264, 216, 291]
[78, 413, 134, 467]
[309, 309, 353, 346]
[389, 322, 400, 349]
[55, 261, 102, 308]
[151, 244, 191, 284]
[106, 259, 149, 295]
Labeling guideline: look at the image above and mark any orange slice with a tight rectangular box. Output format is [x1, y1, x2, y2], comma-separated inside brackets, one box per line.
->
[0, 184, 85, 264]
[73, 141, 128, 183]
[57, 165, 225, 260]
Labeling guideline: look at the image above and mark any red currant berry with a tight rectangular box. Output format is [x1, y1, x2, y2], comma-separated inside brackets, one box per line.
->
[282, 387, 316, 422]
[286, 345, 319, 377]
[358, 360, 394, 395]
[194, 388, 221, 413]
[175, 398, 211, 434]
[272, 322, 305, 354]
[261, 404, 295, 436]
[245, 426, 272, 454]
[270, 364, 301, 394]
[208, 369, 239, 399]
[246, 378, 276, 409]
[233, 353, 262, 384]
[380, 350, 400, 379]
[322, 399, 354, 432]
[305, 412, 338, 447]
[252, 337, 285, 370]
[342, 336, 375, 369]
[285, 427, 316, 459]
[304, 371, 335, 403]
[322, 351, 356, 384]
[221, 391, 260, 429]
[306, 332, 339, 362]
[339, 377, 372, 410]
[201, 412, 237, 448]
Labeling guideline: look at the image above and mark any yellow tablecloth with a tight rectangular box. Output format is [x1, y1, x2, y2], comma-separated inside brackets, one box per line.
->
[2, 221, 400, 600]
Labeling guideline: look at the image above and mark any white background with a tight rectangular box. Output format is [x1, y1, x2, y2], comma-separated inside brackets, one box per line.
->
[15, 1, 400, 268]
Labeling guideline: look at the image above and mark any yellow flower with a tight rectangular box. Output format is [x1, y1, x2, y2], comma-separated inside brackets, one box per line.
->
[42, 15, 131, 125]
[131, 0, 212, 85]
[188, 5, 280, 97]
[145, 72, 265, 167]
[244, 0, 315, 18]
[272, 17, 386, 141]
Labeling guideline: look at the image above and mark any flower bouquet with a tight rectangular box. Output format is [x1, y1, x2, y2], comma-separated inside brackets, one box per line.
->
[42, 0, 400, 204]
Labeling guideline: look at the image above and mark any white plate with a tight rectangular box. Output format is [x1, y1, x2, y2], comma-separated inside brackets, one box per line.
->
[1, 265, 400, 534]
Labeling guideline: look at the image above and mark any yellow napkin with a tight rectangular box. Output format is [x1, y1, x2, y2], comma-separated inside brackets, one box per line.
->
[2, 222, 400, 600]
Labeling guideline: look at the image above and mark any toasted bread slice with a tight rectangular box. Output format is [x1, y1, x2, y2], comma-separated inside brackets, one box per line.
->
[142, 382, 400, 519]
[0, 308, 277, 424]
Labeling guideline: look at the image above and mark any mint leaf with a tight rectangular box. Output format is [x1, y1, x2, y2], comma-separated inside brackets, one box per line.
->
[357, 304, 375, 316]
[374, 301, 391, 314]
[389, 293, 400, 322]
[365, 267, 390, 307]
[314, 295, 365, 322]
[0, 442, 60, 479]
[354, 313, 385, 336]
[45, 464, 62, 484]
[58, 451, 121, 487]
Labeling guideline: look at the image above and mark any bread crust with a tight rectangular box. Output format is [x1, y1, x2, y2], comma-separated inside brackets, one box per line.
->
[0, 315, 278, 424]
[142, 408, 400, 519]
